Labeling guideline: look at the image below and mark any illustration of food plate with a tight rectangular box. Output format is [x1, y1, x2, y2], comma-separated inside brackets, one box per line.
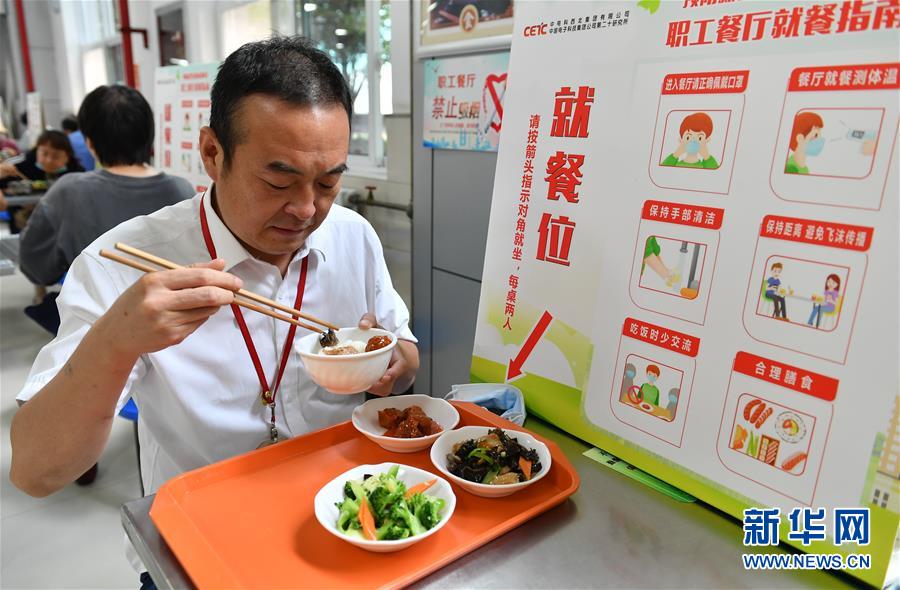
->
[729, 394, 814, 476]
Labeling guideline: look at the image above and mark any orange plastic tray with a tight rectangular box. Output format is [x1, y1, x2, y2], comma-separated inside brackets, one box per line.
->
[150, 401, 580, 589]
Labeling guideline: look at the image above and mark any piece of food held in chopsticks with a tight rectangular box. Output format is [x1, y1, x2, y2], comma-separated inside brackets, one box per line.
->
[335, 465, 446, 540]
[446, 428, 542, 485]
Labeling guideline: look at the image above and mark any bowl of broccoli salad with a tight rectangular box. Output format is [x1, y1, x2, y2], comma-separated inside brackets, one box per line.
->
[314, 463, 456, 552]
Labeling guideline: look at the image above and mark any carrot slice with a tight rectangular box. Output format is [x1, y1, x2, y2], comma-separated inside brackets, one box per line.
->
[404, 478, 437, 499]
[519, 457, 533, 480]
[358, 497, 377, 541]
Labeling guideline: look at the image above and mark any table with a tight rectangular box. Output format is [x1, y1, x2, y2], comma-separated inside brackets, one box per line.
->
[3, 192, 45, 207]
[121, 418, 856, 589]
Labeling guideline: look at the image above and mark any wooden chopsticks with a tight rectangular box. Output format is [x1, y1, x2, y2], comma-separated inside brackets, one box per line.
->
[98, 243, 337, 334]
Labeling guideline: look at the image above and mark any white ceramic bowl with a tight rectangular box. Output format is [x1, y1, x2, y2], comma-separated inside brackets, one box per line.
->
[430, 425, 552, 498]
[297, 327, 397, 394]
[352, 395, 460, 453]
[313, 462, 456, 553]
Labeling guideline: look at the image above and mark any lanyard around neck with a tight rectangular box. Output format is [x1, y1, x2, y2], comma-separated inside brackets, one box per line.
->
[198, 194, 309, 408]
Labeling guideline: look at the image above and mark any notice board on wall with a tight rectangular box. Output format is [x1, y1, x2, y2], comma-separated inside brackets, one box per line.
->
[153, 63, 218, 192]
[471, 1, 898, 585]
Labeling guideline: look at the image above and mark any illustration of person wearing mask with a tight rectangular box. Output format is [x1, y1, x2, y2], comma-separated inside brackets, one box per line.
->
[662, 112, 719, 169]
[785, 111, 825, 174]
[640, 365, 661, 406]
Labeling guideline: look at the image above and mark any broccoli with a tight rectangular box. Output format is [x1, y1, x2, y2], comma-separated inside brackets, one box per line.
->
[389, 498, 426, 537]
[411, 493, 445, 530]
[335, 497, 359, 532]
[343, 481, 356, 500]
[369, 485, 404, 520]
[375, 520, 410, 541]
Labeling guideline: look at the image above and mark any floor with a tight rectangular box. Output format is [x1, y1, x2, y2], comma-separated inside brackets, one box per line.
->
[1, 271, 144, 589]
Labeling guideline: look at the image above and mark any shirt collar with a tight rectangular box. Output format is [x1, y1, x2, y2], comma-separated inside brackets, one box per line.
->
[201, 185, 327, 272]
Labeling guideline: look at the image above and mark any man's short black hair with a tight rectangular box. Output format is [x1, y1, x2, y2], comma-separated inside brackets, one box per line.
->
[61, 115, 78, 132]
[78, 85, 154, 166]
[209, 36, 352, 164]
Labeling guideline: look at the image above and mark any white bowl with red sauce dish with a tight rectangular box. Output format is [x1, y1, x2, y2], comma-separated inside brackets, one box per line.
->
[352, 394, 460, 453]
[297, 327, 397, 394]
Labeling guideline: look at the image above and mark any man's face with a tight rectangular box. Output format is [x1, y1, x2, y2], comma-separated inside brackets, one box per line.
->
[201, 95, 349, 261]
[772, 267, 782, 278]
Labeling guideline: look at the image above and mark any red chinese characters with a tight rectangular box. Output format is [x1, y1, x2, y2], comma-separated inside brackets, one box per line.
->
[550, 86, 595, 138]
[622, 317, 700, 357]
[760, 215, 873, 251]
[536, 214, 576, 266]
[535, 85, 596, 267]
[504, 114, 541, 329]
[545, 151, 584, 203]
[666, 0, 898, 47]
[733, 351, 839, 402]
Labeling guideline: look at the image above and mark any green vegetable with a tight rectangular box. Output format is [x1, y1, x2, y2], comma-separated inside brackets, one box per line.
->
[335, 466, 444, 541]
[467, 447, 495, 465]
[481, 467, 500, 484]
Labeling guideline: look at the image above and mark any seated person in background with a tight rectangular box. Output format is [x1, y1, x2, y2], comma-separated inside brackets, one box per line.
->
[0, 120, 20, 159]
[61, 115, 96, 171]
[18, 84, 193, 486]
[20, 84, 194, 288]
[0, 130, 85, 234]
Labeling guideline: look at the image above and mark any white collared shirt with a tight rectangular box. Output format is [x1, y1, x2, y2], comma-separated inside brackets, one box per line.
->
[17, 192, 416, 494]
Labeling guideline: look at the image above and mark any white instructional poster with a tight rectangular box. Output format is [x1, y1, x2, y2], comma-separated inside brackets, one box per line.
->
[471, 1, 899, 585]
[153, 63, 218, 192]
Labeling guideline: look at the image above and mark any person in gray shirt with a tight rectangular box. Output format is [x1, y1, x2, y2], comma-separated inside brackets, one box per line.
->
[18, 84, 193, 486]
[20, 85, 194, 286]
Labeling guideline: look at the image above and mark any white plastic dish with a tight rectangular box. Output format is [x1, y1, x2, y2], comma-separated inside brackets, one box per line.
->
[297, 327, 396, 394]
[313, 462, 456, 553]
[430, 425, 552, 498]
[352, 394, 460, 453]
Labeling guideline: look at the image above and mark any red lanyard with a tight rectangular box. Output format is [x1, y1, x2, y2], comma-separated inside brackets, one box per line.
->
[199, 195, 308, 443]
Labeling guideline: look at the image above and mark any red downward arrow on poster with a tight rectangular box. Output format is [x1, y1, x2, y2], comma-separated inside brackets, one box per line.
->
[506, 311, 554, 382]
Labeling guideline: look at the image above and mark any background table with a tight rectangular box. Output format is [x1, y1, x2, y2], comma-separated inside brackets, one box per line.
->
[121, 418, 859, 589]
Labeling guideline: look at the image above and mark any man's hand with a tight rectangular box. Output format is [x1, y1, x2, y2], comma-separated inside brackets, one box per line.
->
[358, 313, 419, 397]
[699, 142, 710, 160]
[96, 259, 242, 361]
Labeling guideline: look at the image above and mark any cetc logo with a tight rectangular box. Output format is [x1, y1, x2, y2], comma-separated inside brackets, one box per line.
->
[524, 23, 548, 37]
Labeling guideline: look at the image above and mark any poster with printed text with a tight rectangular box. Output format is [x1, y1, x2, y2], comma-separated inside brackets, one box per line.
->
[470, 1, 899, 586]
[423, 53, 510, 151]
[153, 63, 218, 193]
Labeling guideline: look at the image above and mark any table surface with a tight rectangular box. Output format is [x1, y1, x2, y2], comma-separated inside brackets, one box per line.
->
[121, 418, 858, 589]
[3, 193, 44, 207]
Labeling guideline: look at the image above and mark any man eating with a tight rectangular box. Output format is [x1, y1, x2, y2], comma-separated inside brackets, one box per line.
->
[10, 35, 418, 512]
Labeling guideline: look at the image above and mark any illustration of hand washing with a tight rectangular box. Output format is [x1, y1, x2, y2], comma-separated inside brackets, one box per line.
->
[785, 109, 881, 177]
[640, 236, 704, 299]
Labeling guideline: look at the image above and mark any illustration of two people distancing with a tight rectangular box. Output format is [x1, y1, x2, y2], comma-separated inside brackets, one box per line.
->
[759, 259, 846, 331]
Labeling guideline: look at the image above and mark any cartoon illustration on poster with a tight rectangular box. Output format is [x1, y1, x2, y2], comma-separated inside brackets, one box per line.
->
[419, 0, 515, 50]
[470, 2, 899, 586]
